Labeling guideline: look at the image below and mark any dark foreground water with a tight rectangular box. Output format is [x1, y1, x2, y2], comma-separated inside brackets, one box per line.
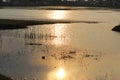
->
[0, 7, 120, 80]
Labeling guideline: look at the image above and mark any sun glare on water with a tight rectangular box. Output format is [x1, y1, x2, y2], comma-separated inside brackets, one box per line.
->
[56, 67, 66, 80]
[48, 11, 67, 20]
[48, 66, 67, 80]
[52, 24, 65, 46]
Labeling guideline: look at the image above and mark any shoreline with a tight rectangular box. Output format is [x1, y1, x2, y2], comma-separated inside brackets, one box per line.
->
[1, 6, 120, 10]
[0, 19, 100, 30]
[0, 19, 75, 29]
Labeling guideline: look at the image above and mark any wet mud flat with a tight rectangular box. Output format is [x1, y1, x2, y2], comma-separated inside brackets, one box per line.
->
[0, 19, 100, 30]
[0, 19, 77, 29]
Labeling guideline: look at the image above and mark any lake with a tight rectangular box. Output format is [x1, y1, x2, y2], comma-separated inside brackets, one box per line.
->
[0, 7, 120, 80]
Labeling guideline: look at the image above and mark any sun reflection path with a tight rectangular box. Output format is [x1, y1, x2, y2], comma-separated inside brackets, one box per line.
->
[52, 24, 66, 46]
[49, 11, 67, 20]
[48, 66, 66, 80]
[56, 67, 66, 80]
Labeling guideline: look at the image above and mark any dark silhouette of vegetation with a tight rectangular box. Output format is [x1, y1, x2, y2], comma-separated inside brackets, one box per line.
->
[0, 74, 12, 80]
[112, 24, 120, 32]
[0, 0, 120, 8]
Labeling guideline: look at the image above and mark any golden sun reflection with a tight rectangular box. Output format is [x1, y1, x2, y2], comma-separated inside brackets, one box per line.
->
[48, 67, 66, 80]
[56, 67, 66, 79]
[54, 24, 64, 37]
[52, 24, 65, 46]
[49, 11, 67, 20]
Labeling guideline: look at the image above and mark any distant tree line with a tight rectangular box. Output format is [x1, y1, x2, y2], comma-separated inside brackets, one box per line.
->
[0, 0, 120, 8]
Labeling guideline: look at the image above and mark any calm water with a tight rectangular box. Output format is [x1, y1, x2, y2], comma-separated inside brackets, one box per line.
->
[0, 7, 120, 80]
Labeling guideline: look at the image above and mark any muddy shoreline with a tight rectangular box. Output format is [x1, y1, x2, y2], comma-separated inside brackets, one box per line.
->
[0, 19, 100, 30]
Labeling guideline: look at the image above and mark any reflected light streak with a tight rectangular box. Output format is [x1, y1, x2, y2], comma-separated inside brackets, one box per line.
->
[48, 67, 66, 80]
[49, 11, 67, 20]
[53, 38, 63, 45]
[54, 24, 64, 37]
[56, 67, 66, 79]
[52, 24, 65, 45]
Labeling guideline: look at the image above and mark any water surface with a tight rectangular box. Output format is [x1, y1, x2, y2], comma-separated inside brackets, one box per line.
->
[0, 7, 120, 80]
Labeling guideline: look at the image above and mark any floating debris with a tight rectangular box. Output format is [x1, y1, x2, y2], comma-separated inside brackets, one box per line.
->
[60, 55, 74, 59]
[84, 54, 94, 57]
[42, 56, 46, 60]
[51, 53, 74, 60]
[94, 58, 98, 60]
[25, 43, 42, 46]
[112, 24, 120, 32]
[69, 51, 76, 54]
[83, 52, 102, 61]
